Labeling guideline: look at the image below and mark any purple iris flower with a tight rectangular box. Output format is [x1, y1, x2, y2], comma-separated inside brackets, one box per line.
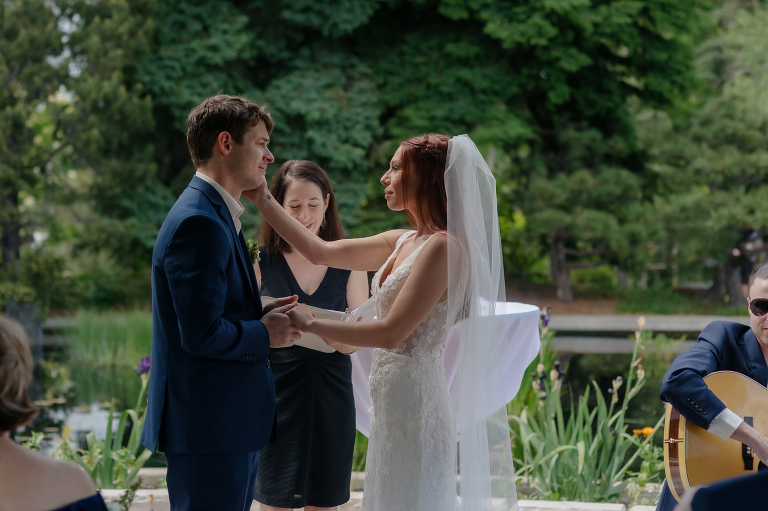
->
[135, 356, 151, 375]
[540, 305, 551, 327]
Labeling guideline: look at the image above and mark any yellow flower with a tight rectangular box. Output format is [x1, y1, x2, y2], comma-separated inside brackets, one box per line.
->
[633, 427, 655, 437]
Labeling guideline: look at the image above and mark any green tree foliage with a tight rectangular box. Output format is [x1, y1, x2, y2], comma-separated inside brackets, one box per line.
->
[66, 0, 173, 270]
[0, 0, 70, 271]
[4, 0, 721, 309]
[468, 0, 710, 301]
[638, 3, 768, 305]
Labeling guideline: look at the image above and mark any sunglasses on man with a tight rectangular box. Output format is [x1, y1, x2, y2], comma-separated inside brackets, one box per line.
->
[749, 298, 768, 317]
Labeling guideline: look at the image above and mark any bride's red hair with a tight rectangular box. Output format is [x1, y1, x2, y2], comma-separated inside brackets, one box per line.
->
[399, 133, 449, 233]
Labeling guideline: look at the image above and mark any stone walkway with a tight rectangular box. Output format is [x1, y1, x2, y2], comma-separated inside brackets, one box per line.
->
[102, 489, 657, 511]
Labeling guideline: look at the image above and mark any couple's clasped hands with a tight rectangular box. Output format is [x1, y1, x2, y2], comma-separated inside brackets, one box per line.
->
[282, 299, 359, 354]
[261, 296, 350, 353]
[261, 295, 304, 348]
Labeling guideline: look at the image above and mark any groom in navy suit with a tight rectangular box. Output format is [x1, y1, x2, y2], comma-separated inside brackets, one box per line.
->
[140, 95, 301, 511]
[656, 262, 768, 511]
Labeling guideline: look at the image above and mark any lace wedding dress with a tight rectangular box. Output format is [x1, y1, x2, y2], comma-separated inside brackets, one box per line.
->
[362, 231, 459, 511]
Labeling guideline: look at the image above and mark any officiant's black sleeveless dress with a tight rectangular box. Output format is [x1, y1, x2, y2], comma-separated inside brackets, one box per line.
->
[254, 250, 357, 508]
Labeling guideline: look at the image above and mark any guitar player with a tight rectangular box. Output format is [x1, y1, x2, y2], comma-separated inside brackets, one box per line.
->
[657, 262, 768, 511]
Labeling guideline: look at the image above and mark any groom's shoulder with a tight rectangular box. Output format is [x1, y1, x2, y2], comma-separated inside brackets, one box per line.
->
[169, 182, 218, 217]
[157, 186, 221, 238]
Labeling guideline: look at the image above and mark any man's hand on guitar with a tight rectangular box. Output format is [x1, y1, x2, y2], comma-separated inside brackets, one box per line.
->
[731, 421, 768, 465]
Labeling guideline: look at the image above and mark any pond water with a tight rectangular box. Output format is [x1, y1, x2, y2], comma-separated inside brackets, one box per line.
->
[17, 351, 166, 467]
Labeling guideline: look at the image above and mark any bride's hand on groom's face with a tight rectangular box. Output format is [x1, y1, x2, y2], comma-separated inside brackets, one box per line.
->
[242, 177, 268, 204]
[286, 304, 314, 331]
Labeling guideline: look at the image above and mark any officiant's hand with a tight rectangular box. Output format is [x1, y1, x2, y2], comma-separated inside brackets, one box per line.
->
[262, 300, 300, 348]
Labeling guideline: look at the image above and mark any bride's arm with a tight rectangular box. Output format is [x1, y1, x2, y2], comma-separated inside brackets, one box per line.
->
[287, 234, 451, 349]
[244, 185, 405, 271]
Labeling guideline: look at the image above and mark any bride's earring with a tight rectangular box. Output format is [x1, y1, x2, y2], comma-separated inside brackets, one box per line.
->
[321, 211, 326, 228]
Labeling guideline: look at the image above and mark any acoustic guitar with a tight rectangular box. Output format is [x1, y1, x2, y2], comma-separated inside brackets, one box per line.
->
[663, 371, 768, 501]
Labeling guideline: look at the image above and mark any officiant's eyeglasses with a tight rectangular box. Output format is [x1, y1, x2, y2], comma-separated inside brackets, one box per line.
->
[749, 298, 768, 317]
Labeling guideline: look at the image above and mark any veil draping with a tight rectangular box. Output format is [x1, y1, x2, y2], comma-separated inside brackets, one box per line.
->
[446, 134, 517, 510]
[349, 135, 537, 510]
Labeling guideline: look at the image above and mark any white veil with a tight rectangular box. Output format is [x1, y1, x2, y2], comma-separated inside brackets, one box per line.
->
[447, 135, 517, 511]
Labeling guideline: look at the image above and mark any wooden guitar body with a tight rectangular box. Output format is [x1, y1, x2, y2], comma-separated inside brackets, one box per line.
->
[663, 371, 768, 501]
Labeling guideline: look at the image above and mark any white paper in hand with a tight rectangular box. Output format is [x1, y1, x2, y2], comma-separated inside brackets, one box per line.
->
[261, 296, 376, 352]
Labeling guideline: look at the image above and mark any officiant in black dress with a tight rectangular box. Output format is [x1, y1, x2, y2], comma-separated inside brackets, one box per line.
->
[252, 160, 368, 511]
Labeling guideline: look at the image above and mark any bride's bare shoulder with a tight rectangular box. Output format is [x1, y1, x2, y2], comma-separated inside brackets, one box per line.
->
[381, 229, 412, 249]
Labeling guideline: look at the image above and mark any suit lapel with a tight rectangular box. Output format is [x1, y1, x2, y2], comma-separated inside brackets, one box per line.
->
[190, 177, 259, 308]
[237, 229, 262, 300]
[741, 329, 768, 386]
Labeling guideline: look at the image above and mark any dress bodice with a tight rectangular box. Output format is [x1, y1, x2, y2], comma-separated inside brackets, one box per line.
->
[370, 231, 452, 359]
[364, 231, 459, 510]
[258, 249, 351, 311]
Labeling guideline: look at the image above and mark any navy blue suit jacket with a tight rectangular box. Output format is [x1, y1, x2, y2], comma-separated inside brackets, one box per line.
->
[140, 176, 277, 455]
[660, 320, 768, 430]
[656, 320, 768, 511]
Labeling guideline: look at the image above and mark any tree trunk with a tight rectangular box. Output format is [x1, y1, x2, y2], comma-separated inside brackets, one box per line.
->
[701, 260, 747, 307]
[551, 233, 574, 302]
[0, 187, 21, 272]
[725, 260, 747, 308]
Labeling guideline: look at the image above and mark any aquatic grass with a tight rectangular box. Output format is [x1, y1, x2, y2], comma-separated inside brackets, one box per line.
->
[68, 309, 152, 367]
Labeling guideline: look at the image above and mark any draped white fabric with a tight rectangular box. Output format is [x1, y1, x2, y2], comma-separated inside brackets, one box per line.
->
[351, 302, 540, 437]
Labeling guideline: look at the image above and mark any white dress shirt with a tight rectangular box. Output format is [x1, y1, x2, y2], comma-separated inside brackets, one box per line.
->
[708, 407, 744, 441]
[195, 171, 245, 233]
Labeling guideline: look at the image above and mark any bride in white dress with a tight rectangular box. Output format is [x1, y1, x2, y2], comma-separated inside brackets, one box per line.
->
[247, 134, 520, 511]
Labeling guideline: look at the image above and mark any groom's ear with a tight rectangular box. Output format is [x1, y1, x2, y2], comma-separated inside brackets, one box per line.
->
[216, 131, 233, 155]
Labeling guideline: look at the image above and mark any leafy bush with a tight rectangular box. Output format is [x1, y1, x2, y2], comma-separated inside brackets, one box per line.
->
[51, 366, 152, 492]
[571, 264, 616, 289]
[19, 247, 83, 312]
[0, 281, 37, 309]
[0, 247, 82, 314]
[511, 318, 664, 503]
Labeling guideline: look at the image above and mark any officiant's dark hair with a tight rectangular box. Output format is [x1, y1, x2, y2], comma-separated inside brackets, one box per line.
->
[399, 133, 449, 233]
[0, 315, 38, 431]
[186, 94, 274, 169]
[260, 160, 345, 254]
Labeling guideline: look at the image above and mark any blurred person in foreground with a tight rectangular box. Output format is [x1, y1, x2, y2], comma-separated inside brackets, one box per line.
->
[673, 470, 768, 511]
[0, 314, 108, 511]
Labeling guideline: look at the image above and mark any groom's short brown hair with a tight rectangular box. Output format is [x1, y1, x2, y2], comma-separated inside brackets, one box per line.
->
[186, 94, 274, 169]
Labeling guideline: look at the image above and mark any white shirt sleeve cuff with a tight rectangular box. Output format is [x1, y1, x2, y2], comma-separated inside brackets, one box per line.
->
[707, 408, 743, 440]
